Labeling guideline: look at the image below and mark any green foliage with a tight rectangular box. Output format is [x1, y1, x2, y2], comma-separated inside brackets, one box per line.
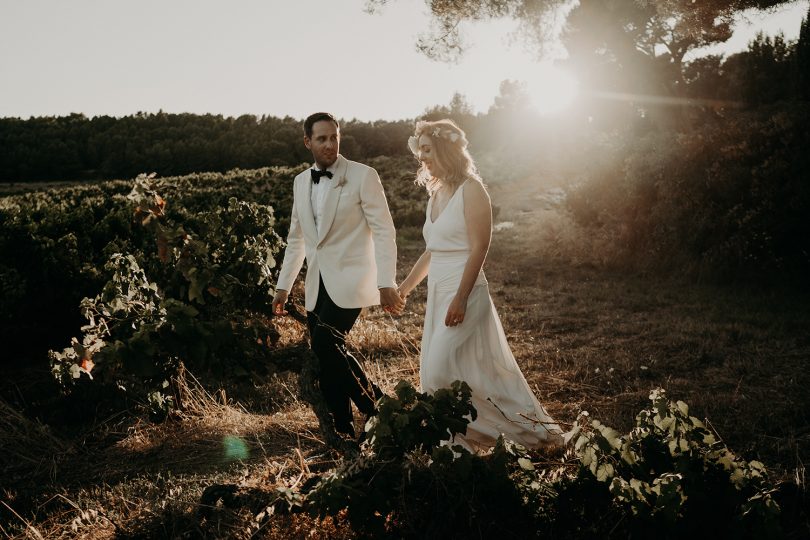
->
[561, 388, 782, 537]
[365, 379, 477, 459]
[303, 380, 535, 538]
[266, 383, 784, 538]
[47, 173, 287, 407]
[0, 166, 304, 366]
[0, 179, 144, 358]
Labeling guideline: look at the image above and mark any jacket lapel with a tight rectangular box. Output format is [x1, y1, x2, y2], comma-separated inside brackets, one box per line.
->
[317, 155, 347, 244]
[298, 172, 318, 243]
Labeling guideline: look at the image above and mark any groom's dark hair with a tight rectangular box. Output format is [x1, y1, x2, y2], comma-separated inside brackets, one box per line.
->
[304, 112, 339, 138]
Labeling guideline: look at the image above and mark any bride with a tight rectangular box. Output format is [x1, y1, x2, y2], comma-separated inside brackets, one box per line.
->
[397, 119, 563, 453]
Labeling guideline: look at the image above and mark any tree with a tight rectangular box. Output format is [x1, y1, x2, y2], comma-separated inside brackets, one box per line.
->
[421, 92, 476, 127]
[741, 32, 793, 104]
[684, 32, 796, 106]
[795, 3, 810, 99]
[683, 55, 728, 100]
[366, 0, 793, 62]
[366, 0, 796, 128]
[558, 0, 733, 100]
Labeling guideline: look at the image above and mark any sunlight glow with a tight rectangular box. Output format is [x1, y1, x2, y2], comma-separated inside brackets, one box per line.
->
[524, 64, 580, 115]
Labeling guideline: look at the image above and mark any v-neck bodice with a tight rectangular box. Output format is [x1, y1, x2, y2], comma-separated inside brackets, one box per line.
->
[423, 181, 470, 254]
[429, 182, 463, 224]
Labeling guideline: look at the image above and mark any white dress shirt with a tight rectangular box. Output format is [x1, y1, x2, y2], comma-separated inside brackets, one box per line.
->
[310, 164, 335, 233]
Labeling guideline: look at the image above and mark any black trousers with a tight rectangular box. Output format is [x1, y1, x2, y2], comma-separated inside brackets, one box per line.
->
[307, 276, 379, 436]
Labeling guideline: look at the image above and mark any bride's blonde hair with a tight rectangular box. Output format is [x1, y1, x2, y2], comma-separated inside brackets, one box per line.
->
[410, 119, 482, 194]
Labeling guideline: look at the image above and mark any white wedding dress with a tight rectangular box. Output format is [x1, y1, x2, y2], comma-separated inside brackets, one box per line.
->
[420, 181, 563, 452]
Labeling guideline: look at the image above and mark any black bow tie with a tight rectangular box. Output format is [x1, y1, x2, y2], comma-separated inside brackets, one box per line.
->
[311, 169, 333, 184]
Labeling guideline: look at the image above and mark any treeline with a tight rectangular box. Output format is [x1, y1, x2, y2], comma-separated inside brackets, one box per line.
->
[684, 31, 810, 106]
[0, 114, 414, 182]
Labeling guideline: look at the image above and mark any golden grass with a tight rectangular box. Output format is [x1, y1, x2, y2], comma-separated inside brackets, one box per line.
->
[1, 368, 343, 539]
[486, 179, 810, 476]
[0, 399, 67, 483]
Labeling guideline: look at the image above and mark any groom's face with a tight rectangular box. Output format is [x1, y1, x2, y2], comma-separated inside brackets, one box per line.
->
[305, 120, 340, 169]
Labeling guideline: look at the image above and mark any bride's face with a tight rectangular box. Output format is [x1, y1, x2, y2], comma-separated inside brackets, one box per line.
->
[417, 134, 435, 174]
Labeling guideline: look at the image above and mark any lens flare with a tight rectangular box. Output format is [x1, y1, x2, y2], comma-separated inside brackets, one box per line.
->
[524, 64, 579, 115]
[222, 435, 250, 462]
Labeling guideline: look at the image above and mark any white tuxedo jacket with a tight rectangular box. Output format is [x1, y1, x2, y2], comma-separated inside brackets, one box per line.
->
[275, 155, 397, 311]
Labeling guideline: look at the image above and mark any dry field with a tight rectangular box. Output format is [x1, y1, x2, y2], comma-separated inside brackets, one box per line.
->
[2, 175, 808, 538]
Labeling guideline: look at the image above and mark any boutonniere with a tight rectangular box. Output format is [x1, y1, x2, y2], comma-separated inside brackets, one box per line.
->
[335, 175, 347, 188]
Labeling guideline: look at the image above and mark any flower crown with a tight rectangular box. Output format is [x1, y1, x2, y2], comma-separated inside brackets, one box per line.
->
[407, 127, 461, 155]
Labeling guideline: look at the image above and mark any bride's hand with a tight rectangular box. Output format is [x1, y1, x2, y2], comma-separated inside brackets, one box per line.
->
[445, 296, 467, 327]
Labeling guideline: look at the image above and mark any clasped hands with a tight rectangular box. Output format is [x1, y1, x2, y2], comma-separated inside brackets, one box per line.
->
[272, 288, 406, 316]
[397, 285, 465, 327]
[379, 287, 405, 315]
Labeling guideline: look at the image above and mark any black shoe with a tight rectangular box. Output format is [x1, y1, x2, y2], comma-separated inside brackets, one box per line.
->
[335, 423, 355, 439]
[371, 383, 385, 401]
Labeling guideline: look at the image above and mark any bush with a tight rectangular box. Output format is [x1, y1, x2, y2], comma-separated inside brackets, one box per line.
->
[253, 384, 784, 539]
[560, 388, 782, 538]
[48, 175, 286, 409]
[566, 103, 810, 285]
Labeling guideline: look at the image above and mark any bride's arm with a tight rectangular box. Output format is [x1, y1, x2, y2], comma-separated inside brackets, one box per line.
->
[445, 181, 491, 326]
[398, 249, 431, 297]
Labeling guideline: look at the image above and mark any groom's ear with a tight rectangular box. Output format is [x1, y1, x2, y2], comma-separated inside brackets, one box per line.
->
[303, 135, 312, 150]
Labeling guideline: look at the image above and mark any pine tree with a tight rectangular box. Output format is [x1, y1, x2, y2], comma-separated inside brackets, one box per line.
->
[795, 4, 810, 100]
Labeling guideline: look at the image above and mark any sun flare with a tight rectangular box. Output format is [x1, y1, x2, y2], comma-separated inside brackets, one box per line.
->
[524, 64, 579, 115]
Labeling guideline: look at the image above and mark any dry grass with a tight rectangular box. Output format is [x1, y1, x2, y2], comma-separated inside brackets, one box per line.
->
[0, 367, 340, 538]
[2, 173, 808, 537]
[0, 399, 67, 481]
[485, 177, 810, 475]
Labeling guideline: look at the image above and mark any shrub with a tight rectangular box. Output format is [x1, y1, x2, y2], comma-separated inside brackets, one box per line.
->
[256, 384, 784, 539]
[566, 103, 810, 285]
[49, 175, 285, 409]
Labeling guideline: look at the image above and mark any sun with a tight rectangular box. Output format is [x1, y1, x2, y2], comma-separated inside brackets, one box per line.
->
[524, 64, 579, 115]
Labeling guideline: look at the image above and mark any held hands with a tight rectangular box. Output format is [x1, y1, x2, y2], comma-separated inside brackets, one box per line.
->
[396, 281, 412, 301]
[445, 294, 467, 327]
[272, 289, 289, 316]
[380, 287, 405, 316]
[275, 288, 404, 316]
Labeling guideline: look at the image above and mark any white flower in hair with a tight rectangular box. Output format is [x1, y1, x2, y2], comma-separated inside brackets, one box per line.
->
[407, 135, 419, 155]
[429, 127, 461, 143]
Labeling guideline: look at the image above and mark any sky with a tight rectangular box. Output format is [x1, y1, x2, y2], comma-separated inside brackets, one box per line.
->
[0, 0, 807, 121]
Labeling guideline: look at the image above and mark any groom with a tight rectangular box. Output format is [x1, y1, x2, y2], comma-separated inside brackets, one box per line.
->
[272, 112, 404, 438]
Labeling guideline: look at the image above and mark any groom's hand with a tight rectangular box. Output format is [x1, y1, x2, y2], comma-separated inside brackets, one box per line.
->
[379, 287, 405, 315]
[272, 289, 289, 316]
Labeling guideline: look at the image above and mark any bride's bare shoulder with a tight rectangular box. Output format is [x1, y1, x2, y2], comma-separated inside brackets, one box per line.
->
[463, 178, 491, 204]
